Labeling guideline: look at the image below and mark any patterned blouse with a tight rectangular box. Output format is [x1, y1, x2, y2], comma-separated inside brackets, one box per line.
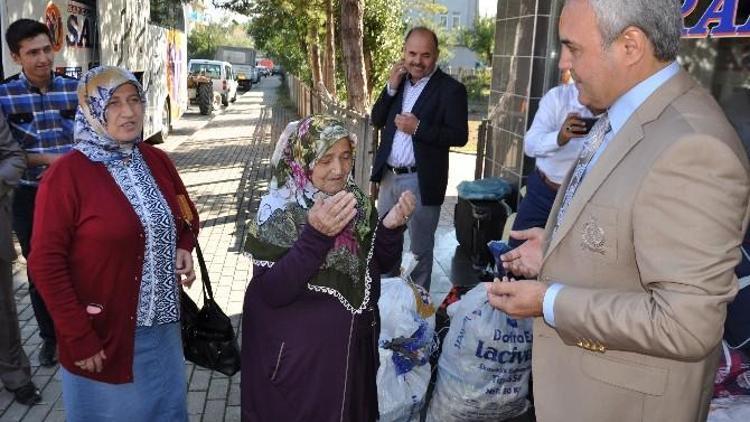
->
[105, 148, 179, 326]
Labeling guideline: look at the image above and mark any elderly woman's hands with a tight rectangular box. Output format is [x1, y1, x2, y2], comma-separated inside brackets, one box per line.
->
[308, 191, 358, 237]
[383, 191, 417, 229]
[176, 248, 196, 287]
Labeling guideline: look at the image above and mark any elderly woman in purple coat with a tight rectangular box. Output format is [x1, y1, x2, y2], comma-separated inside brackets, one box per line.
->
[241, 114, 415, 421]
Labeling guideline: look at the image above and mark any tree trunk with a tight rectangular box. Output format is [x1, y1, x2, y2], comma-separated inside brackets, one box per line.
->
[364, 47, 373, 98]
[340, 0, 368, 113]
[323, 0, 336, 96]
[308, 25, 323, 91]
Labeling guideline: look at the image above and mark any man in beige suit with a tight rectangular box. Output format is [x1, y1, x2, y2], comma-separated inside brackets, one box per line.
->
[0, 109, 40, 405]
[488, 0, 750, 421]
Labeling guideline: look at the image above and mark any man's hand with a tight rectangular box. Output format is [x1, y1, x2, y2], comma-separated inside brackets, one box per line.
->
[486, 279, 547, 318]
[27, 153, 63, 169]
[501, 228, 545, 278]
[26, 154, 63, 178]
[387, 60, 408, 90]
[557, 113, 588, 146]
[75, 350, 107, 373]
[308, 191, 357, 237]
[395, 113, 419, 135]
[176, 248, 196, 287]
[383, 191, 416, 229]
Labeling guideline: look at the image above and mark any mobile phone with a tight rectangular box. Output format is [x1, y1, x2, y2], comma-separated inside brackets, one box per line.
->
[487, 240, 512, 278]
[577, 117, 599, 134]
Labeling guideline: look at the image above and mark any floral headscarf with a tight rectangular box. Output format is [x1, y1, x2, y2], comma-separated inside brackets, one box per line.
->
[244, 114, 377, 313]
[73, 66, 146, 162]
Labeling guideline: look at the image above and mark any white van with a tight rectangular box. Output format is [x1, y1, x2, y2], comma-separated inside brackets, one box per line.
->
[188, 59, 239, 107]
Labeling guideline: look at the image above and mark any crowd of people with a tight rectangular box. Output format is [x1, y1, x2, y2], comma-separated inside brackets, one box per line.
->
[0, 0, 749, 421]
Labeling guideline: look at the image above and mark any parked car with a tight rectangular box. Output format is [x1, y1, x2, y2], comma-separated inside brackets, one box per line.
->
[256, 65, 270, 77]
[187, 59, 238, 108]
[234, 64, 256, 91]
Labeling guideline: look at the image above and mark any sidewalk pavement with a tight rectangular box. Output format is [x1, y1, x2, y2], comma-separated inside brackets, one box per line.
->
[0, 76, 478, 421]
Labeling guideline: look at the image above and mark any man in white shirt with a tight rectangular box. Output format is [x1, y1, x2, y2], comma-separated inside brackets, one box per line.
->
[510, 73, 599, 248]
[370, 27, 468, 290]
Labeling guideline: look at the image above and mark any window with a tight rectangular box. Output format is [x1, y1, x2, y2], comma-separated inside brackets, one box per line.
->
[452, 13, 461, 28]
[439, 14, 448, 28]
[189, 63, 221, 79]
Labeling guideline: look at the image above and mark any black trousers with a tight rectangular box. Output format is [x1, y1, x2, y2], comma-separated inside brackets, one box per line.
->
[12, 185, 56, 343]
[0, 257, 32, 389]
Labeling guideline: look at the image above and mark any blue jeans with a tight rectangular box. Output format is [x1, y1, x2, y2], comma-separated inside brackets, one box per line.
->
[509, 170, 558, 248]
[61, 323, 188, 422]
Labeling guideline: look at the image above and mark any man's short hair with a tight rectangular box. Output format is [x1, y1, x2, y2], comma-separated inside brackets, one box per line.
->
[6, 19, 52, 55]
[405, 26, 439, 52]
[578, 0, 682, 61]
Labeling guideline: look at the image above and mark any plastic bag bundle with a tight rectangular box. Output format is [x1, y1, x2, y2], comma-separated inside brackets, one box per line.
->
[377, 275, 436, 422]
[708, 396, 750, 422]
[714, 340, 750, 398]
[426, 283, 532, 422]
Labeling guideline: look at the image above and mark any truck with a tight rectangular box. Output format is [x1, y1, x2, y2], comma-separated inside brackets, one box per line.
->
[215, 46, 257, 91]
[0, 0, 189, 143]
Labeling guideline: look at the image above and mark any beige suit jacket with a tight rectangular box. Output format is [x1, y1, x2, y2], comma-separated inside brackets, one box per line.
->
[533, 70, 750, 422]
[0, 111, 25, 263]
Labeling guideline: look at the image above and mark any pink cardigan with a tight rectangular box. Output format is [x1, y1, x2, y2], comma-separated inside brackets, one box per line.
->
[29, 144, 198, 383]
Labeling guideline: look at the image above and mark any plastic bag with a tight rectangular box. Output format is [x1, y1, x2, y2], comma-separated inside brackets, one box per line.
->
[377, 275, 436, 422]
[714, 340, 750, 398]
[426, 283, 532, 422]
[708, 396, 750, 422]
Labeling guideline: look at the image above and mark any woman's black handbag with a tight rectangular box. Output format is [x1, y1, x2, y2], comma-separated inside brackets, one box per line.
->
[177, 197, 241, 376]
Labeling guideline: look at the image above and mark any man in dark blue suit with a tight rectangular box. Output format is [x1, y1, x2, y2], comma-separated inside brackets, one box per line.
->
[370, 27, 468, 290]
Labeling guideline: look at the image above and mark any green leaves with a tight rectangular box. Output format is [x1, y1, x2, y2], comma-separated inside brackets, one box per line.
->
[187, 23, 254, 60]
[460, 16, 495, 66]
[215, 0, 406, 106]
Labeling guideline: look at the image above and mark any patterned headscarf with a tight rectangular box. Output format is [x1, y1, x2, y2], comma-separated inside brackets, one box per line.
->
[73, 66, 146, 162]
[244, 114, 378, 314]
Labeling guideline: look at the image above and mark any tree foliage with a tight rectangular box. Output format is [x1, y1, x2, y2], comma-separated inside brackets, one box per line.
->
[363, 0, 405, 98]
[405, 0, 454, 66]
[218, 0, 319, 83]
[215, 0, 405, 107]
[162, 0, 191, 7]
[460, 16, 495, 66]
[187, 23, 254, 60]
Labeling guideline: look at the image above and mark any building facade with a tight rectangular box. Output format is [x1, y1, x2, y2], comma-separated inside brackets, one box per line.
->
[438, 0, 481, 68]
[484, 0, 750, 192]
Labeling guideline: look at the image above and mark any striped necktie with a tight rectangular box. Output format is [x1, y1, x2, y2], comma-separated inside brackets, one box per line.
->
[554, 114, 611, 233]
